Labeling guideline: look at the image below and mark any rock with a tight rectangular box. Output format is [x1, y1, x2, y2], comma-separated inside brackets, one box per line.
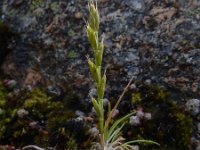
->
[133, 145, 139, 150]
[88, 127, 99, 138]
[22, 17, 37, 29]
[33, 7, 45, 16]
[196, 141, 200, 150]
[129, 83, 137, 90]
[185, 99, 200, 116]
[17, 108, 29, 118]
[124, 0, 145, 11]
[103, 98, 109, 106]
[125, 53, 139, 63]
[47, 85, 61, 96]
[29, 121, 39, 129]
[8, 0, 24, 6]
[129, 115, 140, 125]
[149, 7, 176, 24]
[89, 88, 97, 97]
[198, 122, 200, 134]
[144, 112, 152, 120]
[3, 79, 17, 89]
[75, 110, 84, 117]
[75, 116, 83, 121]
[7, 80, 17, 89]
[75, 12, 83, 19]
[144, 79, 151, 85]
[136, 107, 144, 119]
[24, 68, 42, 86]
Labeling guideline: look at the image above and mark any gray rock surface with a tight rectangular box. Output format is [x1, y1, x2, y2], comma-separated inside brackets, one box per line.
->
[0, 0, 199, 97]
[185, 99, 200, 116]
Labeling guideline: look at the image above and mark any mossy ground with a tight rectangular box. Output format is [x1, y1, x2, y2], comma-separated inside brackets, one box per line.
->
[124, 83, 193, 150]
[0, 81, 91, 149]
[0, 79, 193, 150]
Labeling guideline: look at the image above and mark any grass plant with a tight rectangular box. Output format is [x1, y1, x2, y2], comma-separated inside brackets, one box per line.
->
[86, 1, 159, 150]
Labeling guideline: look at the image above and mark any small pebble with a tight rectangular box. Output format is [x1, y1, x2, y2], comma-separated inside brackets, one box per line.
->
[89, 88, 97, 97]
[17, 109, 29, 118]
[133, 145, 139, 150]
[75, 110, 84, 117]
[136, 108, 144, 119]
[129, 115, 140, 125]
[103, 98, 109, 106]
[129, 83, 137, 90]
[4, 80, 17, 89]
[144, 113, 152, 120]
[89, 127, 99, 138]
[185, 99, 200, 116]
[75, 12, 83, 19]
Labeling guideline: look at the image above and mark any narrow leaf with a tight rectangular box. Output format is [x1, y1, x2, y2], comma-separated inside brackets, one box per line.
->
[105, 112, 135, 141]
[122, 140, 160, 146]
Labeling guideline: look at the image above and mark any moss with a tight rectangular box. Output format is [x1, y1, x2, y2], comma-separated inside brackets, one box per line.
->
[23, 89, 51, 119]
[127, 83, 192, 150]
[48, 119, 90, 150]
[0, 81, 7, 102]
[0, 83, 90, 149]
[68, 29, 76, 37]
[0, 88, 49, 146]
[186, 8, 200, 17]
[30, 0, 44, 11]
[50, 2, 60, 13]
[67, 50, 79, 58]
[5, 8, 19, 18]
[131, 92, 141, 104]
[67, 136, 78, 150]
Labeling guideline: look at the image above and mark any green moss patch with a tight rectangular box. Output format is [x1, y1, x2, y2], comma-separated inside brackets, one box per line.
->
[126, 83, 192, 150]
[0, 83, 90, 149]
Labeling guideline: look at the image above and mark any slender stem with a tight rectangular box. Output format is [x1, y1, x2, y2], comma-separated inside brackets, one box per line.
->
[104, 77, 134, 132]
[98, 93, 104, 150]
[100, 133, 104, 150]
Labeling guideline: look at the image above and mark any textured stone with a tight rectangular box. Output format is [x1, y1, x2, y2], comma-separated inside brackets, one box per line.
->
[185, 99, 200, 116]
